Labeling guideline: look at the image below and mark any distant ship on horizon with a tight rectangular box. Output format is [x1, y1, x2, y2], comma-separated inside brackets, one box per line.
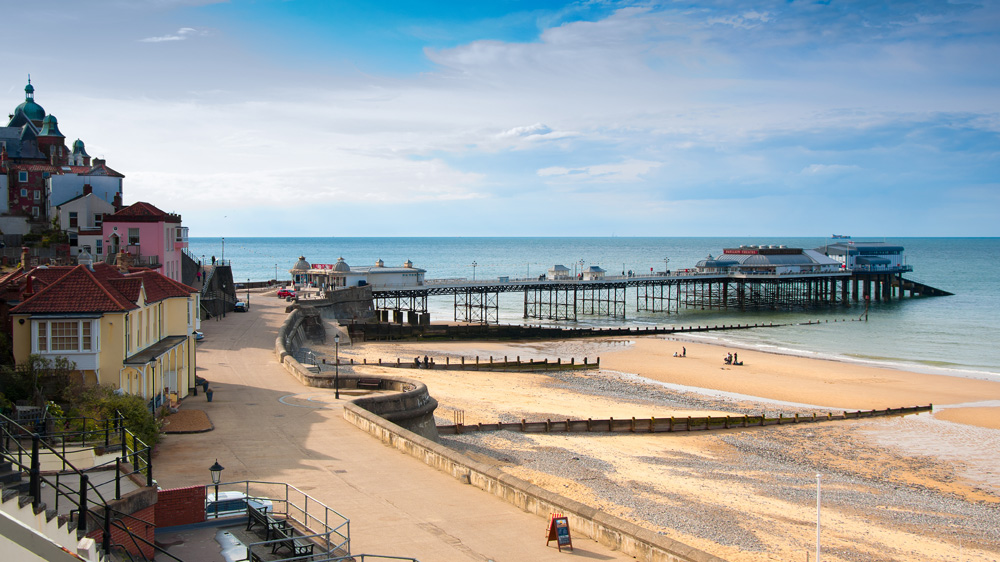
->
[830, 234, 851, 239]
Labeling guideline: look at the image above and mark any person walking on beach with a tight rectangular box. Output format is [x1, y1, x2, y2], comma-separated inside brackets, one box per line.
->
[682, 346, 686, 357]
[733, 352, 738, 365]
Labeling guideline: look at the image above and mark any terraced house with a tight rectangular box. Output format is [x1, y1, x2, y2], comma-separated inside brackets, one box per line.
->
[8, 258, 200, 408]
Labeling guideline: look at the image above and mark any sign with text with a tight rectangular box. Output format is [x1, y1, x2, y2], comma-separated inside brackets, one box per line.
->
[546, 515, 573, 552]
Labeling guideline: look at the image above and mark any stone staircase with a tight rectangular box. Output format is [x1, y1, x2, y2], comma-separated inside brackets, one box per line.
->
[0, 458, 100, 561]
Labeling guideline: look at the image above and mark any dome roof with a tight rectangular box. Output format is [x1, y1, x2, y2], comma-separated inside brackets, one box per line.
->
[16, 80, 45, 122]
[39, 115, 64, 137]
[333, 257, 351, 272]
[15, 100, 45, 122]
[72, 139, 90, 157]
[291, 256, 311, 271]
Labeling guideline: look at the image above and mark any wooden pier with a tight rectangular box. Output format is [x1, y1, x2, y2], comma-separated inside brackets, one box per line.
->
[370, 269, 947, 324]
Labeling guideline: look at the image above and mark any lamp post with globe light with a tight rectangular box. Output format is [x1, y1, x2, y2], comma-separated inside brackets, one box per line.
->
[334, 333, 340, 399]
[209, 460, 224, 519]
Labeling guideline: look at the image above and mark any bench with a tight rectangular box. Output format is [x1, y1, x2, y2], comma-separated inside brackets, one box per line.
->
[270, 526, 315, 558]
[357, 378, 382, 390]
[246, 505, 287, 541]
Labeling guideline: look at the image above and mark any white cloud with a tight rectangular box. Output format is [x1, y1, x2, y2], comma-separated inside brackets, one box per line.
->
[801, 164, 862, 175]
[139, 27, 203, 43]
[538, 159, 661, 183]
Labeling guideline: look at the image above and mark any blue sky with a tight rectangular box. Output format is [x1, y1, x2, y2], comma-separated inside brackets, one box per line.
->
[5, 0, 999, 236]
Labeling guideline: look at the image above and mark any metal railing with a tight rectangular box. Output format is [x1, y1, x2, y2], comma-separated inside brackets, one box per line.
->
[208, 480, 351, 560]
[0, 412, 177, 562]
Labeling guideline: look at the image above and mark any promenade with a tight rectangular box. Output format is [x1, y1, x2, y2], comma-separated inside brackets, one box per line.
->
[153, 296, 633, 561]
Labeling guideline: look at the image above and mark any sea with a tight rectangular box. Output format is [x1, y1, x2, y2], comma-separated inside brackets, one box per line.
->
[189, 237, 1000, 382]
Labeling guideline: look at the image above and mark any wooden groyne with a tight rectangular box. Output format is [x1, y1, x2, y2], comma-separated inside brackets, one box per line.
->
[436, 405, 933, 435]
[347, 319, 845, 342]
[332, 355, 601, 372]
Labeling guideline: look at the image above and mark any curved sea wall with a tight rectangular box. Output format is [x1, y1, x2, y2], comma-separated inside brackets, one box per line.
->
[279, 306, 725, 561]
[275, 308, 438, 440]
[343, 403, 728, 562]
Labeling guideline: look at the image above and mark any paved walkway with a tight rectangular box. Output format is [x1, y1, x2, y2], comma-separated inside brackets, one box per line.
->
[154, 297, 630, 561]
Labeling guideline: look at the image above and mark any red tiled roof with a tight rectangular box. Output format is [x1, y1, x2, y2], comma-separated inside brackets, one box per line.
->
[11, 265, 137, 314]
[82, 162, 125, 178]
[9, 163, 61, 172]
[124, 271, 196, 302]
[107, 201, 181, 223]
[108, 278, 143, 303]
[10, 263, 195, 315]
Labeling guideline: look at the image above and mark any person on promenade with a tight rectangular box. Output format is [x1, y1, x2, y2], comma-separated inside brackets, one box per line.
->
[423, 355, 429, 369]
[682, 346, 686, 357]
[414, 356, 421, 368]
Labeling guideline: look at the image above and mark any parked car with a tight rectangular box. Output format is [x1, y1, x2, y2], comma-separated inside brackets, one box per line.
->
[234, 300, 248, 312]
[194, 331, 205, 341]
[206, 491, 272, 518]
[276, 289, 295, 298]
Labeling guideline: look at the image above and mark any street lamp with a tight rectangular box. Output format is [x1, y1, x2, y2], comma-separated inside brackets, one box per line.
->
[209, 459, 224, 519]
[472, 261, 477, 281]
[247, 278, 250, 310]
[664, 257, 670, 275]
[221, 237, 225, 264]
[274, 263, 278, 285]
[334, 333, 340, 399]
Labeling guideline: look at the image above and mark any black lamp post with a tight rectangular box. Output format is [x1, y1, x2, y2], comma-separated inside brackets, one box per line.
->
[334, 333, 340, 399]
[247, 278, 250, 310]
[210, 459, 224, 518]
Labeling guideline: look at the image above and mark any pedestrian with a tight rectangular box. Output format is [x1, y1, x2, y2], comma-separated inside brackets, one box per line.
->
[733, 352, 738, 365]
[414, 356, 421, 368]
[682, 346, 686, 357]
[423, 355, 429, 369]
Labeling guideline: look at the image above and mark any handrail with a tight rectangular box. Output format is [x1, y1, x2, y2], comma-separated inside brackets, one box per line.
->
[0, 411, 157, 559]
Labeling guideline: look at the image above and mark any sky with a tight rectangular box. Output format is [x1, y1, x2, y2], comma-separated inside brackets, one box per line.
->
[4, 0, 1000, 237]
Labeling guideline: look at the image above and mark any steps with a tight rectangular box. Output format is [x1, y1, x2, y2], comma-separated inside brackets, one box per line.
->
[0, 459, 96, 560]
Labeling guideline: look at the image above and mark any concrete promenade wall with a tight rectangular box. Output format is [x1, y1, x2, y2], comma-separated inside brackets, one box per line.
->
[275, 308, 439, 440]
[342, 403, 728, 562]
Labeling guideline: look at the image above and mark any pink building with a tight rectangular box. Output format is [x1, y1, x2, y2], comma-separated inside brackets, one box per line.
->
[101, 202, 189, 282]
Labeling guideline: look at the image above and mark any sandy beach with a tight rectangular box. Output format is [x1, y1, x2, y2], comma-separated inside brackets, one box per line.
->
[310, 328, 1000, 562]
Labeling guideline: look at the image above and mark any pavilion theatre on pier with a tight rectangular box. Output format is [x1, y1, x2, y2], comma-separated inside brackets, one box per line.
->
[289, 256, 425, 290]
[286, 242, 950, 324]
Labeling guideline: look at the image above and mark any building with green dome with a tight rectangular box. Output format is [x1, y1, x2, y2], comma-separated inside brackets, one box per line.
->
[1, 77, 123, 238]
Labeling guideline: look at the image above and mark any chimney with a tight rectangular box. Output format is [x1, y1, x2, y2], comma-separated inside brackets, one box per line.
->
[20, 247, 31, 270]
[23, 275, 34, 299]
[113, 192, 122, 211]
[116, 251, 133, 273]
[83, 184, 93, 195]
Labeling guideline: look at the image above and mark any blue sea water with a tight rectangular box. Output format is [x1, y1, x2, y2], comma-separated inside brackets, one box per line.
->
[189, 237, 1000, 380]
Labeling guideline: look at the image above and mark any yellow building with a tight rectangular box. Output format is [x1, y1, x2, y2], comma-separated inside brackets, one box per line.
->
[10, 262, 200, 408]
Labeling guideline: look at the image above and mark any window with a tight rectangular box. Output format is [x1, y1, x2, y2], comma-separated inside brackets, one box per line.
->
[32, 206, 39, 218]
[96, 239, 103, 255]
[94, 214, 103, 228]
[36, 320, 93, 352]
[18, 171, 28, 183]
[128, 228, 140, 246]
[69, 233, 78, 247]
[69, 212, 79, 228]
[20, 188, 27, 197]
[33, 190, 40, 201]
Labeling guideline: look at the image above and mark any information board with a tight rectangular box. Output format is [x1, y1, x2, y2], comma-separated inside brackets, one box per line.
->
[546, 515, 573, 552]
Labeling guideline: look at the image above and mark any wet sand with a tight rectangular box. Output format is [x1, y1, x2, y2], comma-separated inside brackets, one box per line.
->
[313, 330, 1000, 562]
